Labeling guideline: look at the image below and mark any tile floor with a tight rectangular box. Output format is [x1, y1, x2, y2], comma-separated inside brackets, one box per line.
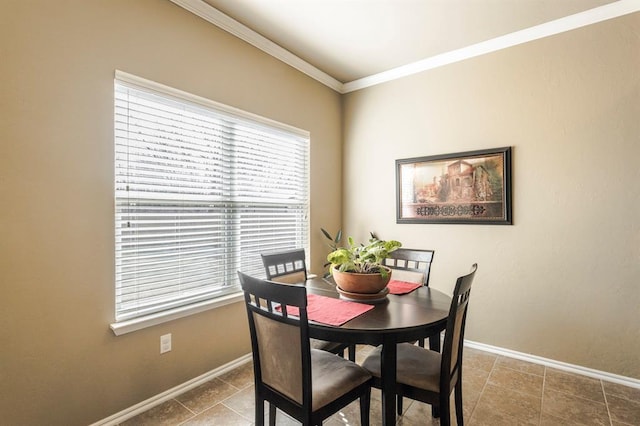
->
[120, 346, 640, 425]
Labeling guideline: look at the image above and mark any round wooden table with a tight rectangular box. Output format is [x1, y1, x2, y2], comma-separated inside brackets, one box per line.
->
[305, 277, 451, 426]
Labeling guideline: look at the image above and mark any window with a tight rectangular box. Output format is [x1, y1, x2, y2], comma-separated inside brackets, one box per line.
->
[113, 71, 309, 326]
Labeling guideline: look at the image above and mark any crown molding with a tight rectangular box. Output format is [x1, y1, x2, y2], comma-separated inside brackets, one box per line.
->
[170, 0, 639, 94]
[169, 0, 344, 92]
[343, 0, 640, 93]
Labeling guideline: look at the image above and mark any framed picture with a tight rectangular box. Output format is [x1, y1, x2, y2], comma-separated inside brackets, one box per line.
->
[396, 147, 512, 225]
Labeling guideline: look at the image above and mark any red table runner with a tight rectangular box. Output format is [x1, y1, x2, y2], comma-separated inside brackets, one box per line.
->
[387, 279, 422, 295]
[280, 294, 374, 326]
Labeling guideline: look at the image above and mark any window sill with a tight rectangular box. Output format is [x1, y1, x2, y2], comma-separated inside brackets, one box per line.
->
[110, 292, 244, 336]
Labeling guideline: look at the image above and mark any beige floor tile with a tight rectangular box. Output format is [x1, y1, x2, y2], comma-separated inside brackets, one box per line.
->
[218, 361, 254, 389]
[469, 407, 536, 426]
[120, 399, 194, 426]
[443, 370, 483, 420]
[459, 385, 482, 420]
[449, 386, 482, 422]
[251, 399, 374, 425]
[397, 400, 441, 425]
[542, 388, 609, 426]
[463, 366, 491, 393]
[326, 398, 379, 426]
[378, 386, 477, 424]
[471, 383, 541, 425]
[539, 412, 588, 426]
[370, 386, 382, 402]
[179, 403, 251, 426]
[221, 385, 256, 421]
[365, 388, 385, 425]
[488, 364, 544, 397]
[495, 355, 545, 376]
[603, 381, 640, 403]
[120, 349, 634, 426]
[606, 394, 640, 425]
[463, 347, 497, 372]
[175, 377, 241, 414]
[544, 368, 605, 403]
[324, 415, 359, 426]
[268, 408, 306, 425]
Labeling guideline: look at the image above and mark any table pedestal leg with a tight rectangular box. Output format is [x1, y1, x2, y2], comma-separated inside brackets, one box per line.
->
[380, 340, 397, 426]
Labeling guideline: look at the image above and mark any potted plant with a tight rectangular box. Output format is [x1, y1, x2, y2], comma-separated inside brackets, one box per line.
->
[322, 230, 402, 295]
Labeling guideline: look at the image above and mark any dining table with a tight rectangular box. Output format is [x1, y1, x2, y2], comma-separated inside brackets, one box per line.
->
[303, 276, 452, 426]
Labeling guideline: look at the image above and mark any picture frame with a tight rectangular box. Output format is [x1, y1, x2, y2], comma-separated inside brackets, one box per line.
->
[396, 147, 512, 225]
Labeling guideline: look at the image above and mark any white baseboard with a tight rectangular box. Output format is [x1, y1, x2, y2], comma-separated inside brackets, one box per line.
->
[464, 339, 640, 389]
[92, 341, 640, 425]
[89, 353, 253, 426]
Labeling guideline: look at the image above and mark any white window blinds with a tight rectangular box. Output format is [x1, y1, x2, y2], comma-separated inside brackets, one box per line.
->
[114, 72, 309, 322]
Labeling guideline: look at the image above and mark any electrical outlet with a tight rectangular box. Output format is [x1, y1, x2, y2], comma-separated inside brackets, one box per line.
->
[160, 333, 172, 354]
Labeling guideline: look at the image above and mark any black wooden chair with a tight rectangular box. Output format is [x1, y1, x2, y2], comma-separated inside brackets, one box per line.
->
[383, 248, 434, 286]
[261, 248, 355, 361]
[238, 272, 372, 426]
[362, 263, 478, 425]
[384, 248, 436, 348]
[261, 248, 309, 284]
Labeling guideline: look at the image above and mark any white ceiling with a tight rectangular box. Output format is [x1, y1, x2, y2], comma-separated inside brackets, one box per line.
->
[174, 0, 637, 91]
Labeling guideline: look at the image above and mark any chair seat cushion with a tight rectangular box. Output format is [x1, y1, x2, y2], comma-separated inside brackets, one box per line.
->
[311, 338, 344, 353]
[311, 349, 371, 411]
[361, 343, 441, 393]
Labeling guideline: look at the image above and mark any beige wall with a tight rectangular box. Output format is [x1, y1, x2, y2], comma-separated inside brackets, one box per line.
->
[343, 13, 640, 379]
[0, 1, 341, 425]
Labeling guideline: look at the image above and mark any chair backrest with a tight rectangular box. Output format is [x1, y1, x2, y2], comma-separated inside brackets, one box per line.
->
[261, 248, 308, 284]
[441, 263, 477, 391]
[237, 272, 312, 407]
[383, 248, 435, 285]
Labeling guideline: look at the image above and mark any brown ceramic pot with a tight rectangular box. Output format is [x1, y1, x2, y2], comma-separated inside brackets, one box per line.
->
[332, 266, 392, 294]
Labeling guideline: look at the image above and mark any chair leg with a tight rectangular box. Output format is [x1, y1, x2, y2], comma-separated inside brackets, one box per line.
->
[454, 380, 464, 426]
[255, 396, 264, 426]
[397, 394, 403, 415]
[429, 335, 442, 419]
[348, 344, 356, 361]
[429, 333, 449, 418]
[428, 334, 441, 353]
[360, 386, 371, 425]
[268, 403, 276, 426]
[439, 393, 451, 426]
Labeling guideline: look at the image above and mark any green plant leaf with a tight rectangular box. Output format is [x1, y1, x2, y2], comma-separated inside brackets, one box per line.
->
[325, 231, 402, 275]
